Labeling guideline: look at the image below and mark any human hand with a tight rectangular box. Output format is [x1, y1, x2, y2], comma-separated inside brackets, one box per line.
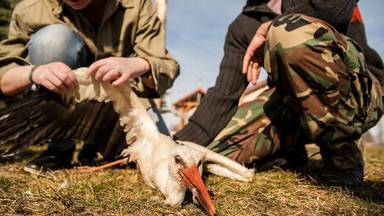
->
[242, 20, 272, 85]
[85, 57, 150, 86]
[32, 62, 78, 93]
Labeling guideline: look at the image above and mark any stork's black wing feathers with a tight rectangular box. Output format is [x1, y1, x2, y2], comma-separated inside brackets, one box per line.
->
[0, 91, 60, 145]
[0, 88, 126, 159]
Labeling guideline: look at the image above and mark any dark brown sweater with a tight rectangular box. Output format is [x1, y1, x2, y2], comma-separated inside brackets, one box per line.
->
[173, 1, 278, 145]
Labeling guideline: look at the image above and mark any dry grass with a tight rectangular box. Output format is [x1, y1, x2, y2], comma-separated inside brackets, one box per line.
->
[0, 144, 383, 216]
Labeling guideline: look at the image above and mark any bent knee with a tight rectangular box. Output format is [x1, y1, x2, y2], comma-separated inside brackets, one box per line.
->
[266, 14, 338, 51]
[31, 24, 78, 49]
[29, 24, 88, 68]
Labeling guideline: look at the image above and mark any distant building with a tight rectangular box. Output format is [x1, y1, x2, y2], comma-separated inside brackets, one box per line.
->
[171, 80, 269, 131]
[171, 88, 206, 130]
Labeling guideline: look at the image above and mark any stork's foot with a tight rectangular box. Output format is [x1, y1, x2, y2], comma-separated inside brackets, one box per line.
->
[23, 145, 74, 174]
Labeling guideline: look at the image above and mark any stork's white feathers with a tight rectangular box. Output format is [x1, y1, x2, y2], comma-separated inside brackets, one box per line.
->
[0, 68, 253, 211]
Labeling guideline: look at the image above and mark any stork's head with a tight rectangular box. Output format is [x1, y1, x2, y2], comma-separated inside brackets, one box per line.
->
[166, 145, 216, 216]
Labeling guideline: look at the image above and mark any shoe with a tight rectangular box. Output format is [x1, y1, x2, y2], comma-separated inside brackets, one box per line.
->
[319, 143, 364, 186]
[318, 163, 364, 186]
[77, 142, 99, 166]
[23, 145, 75, 174]
[279, 156, 308, 170]
[279, 145, 308, 170]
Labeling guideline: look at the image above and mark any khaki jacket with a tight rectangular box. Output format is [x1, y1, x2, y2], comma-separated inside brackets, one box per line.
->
[0, 0, 179, 108]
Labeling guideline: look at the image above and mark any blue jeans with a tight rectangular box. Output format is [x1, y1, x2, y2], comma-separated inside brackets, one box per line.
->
[29, 24, 170, 152]
[29, 24, 89, 69]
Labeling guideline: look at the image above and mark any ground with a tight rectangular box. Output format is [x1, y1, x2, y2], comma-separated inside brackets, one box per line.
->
[0, 144, 383, 215]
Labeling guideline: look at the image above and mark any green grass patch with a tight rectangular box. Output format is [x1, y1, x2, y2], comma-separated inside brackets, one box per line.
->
[0, 145, 383, 215]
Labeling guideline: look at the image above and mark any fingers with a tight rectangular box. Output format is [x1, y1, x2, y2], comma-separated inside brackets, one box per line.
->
[86, 58, 107, 79]
[53, 65, 78, 89]
[33, 62, 78, 93]
[88, 63, 123, 83]
[94, 65, 110, 81]
[111, 73, 129, 86]
[243, 52, 253, 75]
[87, 58, 123, 82]
[48, 72, 69, 92]
[102, 68, 123, 83]
[251, 62, 260, 85]
[247, 61, 253, 81]
[86, 57, 150, 86]
[242, 21, 272, 86]
[242, 36, 263, 83]
[245, 61, 260, 85]
[39, 78, 61, 93]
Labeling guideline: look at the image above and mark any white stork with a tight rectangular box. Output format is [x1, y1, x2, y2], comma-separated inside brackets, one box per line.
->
[0, 68, 253, 215]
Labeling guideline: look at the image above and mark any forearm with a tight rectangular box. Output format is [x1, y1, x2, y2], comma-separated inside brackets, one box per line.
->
[142, 56, 179, 97]
[132, 0, 179, 97]
[137, 57, 156, 91]
[0, 65, 34, 96]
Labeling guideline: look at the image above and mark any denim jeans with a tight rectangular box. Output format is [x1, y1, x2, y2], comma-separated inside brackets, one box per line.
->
[29, 24, 89, 69]
[29, 24, 170, 151]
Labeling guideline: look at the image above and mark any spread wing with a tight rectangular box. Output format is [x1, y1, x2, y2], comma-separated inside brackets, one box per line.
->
[0, 67, 254, 184]
[0, 67, 157, 160]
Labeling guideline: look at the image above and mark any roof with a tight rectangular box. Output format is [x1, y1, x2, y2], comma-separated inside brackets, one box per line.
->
[171, 88, 206, 109]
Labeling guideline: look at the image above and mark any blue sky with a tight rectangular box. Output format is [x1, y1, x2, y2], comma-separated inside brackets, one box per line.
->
[162, 0, 384, 129]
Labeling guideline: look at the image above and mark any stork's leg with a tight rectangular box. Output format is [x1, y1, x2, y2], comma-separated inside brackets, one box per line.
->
[76, 157, 128, 172]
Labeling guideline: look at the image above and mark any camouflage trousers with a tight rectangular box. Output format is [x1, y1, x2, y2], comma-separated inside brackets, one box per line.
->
[207, 14, 383, 169]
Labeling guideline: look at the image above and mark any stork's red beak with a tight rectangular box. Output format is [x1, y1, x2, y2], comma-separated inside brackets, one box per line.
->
[179, 165, 216, 216]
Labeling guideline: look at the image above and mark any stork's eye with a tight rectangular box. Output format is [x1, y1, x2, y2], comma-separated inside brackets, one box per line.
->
[174, 155, 182, 164]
